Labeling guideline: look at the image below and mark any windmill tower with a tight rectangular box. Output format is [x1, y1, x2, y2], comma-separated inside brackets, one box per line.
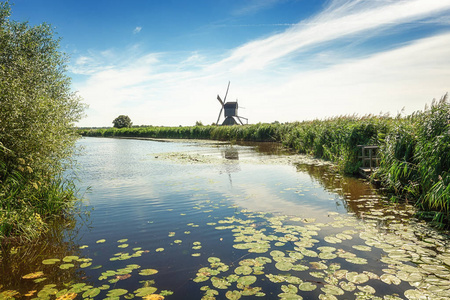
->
[216, 81, 248, 126]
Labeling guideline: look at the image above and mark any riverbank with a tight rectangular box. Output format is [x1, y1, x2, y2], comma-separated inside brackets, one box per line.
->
[79, 96, 450, 226]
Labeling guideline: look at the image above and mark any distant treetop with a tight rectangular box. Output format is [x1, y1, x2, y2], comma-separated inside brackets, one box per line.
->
[113, 115, 132, 128]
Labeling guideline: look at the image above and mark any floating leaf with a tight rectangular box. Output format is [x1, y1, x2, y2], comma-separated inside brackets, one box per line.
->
[357, 285, 376, 294]
[324, 236, 342, 244]
[139, 269, 158, 276]
[339, 281, 356, 292]
[380, 274, 401, 285]
[318, 252, 337, 260]
[192, 253, 201, 257]
[42, 258, 60, 265]
[235, 266, 252, 275]
[155, 248, 164, 252]
[281, 284, 298, 294]
[107, 289, 128, 297]
[134, 287, 158, 297]
[211, 277, 231, 289]
[346, 272, 369, 284]
[237, 276, 257, 286]
[193, 276, 209, 283]
[22, 271, 44, 279]
[278, 293, 303, 299]
[309, 271, 325, 278]
[96, 239, 106, 243]
[83, 288, 101, 298]
[143, 295, 164, 300]
[60, 263, 74, 270]
[275, 261, 293, 271]
[118, 243, 129, 248]
[208, 257, 221, 264]
[174, 240, 182, 244]
[91, 265, 102, 270]
[80, 262, 92, 268]
[62, 256, 79, 262]
[298, 282, 316, 291]
[270, 250, 285, 258]
[226, 290, 242, 300]
[118, 239, 128, 243]
[352, 245, 371, 251]
[345, 257, 368, 265]
[321, 285, 344, 296]
[56, 292, 77, 300]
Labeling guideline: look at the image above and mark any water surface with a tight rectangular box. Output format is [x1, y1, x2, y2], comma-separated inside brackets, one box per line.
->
[1, 137, 449, 300]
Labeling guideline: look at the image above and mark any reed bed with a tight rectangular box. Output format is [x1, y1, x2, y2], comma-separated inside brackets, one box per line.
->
[79, 95, 450, 224]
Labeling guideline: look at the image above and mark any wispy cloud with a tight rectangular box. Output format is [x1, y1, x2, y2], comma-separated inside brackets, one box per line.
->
[133, 26, 142, 34]
[217, 0, 450, 72]
[233, 0, 285, 16]
[72, 0, 450, 127]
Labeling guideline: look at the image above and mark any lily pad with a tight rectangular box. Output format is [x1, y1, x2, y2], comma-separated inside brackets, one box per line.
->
[298, 282, 317, 291]
[42, 258, 60, 265]
[211, 277, 231, 289]
[55, 292, 77, 300]
[275, 261, 293, 271]
[226, 290, 242, 300]
[82, 288, 101, 298]
[321, 285, 344, 295]
[139, 269, 158, 276]
[235, 266, 252, 275]
[134, 287, 158, 297]
[59, 263, 75, 270]
[237, 275, 257, 286]
[22, 271, 44, 279]
[107, 289, 128, 297]
[380, 274, 401, 285]
[346, 272, 369, 284]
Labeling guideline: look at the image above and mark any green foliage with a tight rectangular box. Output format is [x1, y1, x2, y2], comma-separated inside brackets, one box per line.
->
[0, 1, 85, 239]
[375, 94, 450, 220]
[112, 115, 132, 128]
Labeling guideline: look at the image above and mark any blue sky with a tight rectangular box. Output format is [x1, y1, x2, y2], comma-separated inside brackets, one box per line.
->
[10, 0, 450, 127]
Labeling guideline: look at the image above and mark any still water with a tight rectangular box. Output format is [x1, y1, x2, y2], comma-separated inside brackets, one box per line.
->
[1, 137, 450, 300]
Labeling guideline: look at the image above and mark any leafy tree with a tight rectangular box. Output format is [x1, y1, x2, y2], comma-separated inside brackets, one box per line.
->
[0, 1, 85, 238]
[113, 115, 133, 128]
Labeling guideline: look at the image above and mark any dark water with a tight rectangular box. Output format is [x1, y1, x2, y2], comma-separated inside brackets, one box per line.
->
[1, 137, 449, 300]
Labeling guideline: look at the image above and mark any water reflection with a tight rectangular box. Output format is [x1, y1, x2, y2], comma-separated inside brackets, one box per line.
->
[0, 217, 84, 294]
[295, 163, 415, 225]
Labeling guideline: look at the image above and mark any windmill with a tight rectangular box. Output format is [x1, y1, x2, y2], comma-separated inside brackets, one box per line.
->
[216, 81, 248, 126]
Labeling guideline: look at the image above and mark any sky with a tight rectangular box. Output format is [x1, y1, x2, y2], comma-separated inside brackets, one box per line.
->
[9, 0, 450, 127]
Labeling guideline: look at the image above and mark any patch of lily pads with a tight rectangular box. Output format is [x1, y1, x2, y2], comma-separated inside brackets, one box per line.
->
[192, 209, 450, 300]
[1, 239, 172, 300]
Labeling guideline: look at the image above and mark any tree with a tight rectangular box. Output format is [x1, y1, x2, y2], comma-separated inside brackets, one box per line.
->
[0, 1, 86, 237]
[113, 115, 132, 128]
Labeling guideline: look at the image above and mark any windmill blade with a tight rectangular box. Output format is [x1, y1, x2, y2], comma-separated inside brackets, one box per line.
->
[217, 95, 224, 106]
[216, 107, 224, 125]
[236, 116, 244, 125]
[223, 81, 230, 103]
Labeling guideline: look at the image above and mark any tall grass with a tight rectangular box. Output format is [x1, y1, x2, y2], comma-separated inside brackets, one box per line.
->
[79, 95, 450, 223]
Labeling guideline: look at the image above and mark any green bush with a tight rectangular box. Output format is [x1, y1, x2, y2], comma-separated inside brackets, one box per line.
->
[0, 2, 85, 239]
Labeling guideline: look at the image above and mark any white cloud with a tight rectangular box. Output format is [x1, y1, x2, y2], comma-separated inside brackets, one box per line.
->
[73, 0, 450, 127]
[133, 26, 142, 34]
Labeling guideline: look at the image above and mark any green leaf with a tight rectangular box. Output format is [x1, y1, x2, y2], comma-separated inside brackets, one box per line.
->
[139, 269, 158, 276]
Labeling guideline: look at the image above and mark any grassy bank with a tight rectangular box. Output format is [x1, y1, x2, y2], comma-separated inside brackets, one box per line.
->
[80, 95, 450, 225]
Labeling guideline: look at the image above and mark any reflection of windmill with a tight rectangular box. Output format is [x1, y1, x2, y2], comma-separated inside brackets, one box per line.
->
[216, 81, 248, 125]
